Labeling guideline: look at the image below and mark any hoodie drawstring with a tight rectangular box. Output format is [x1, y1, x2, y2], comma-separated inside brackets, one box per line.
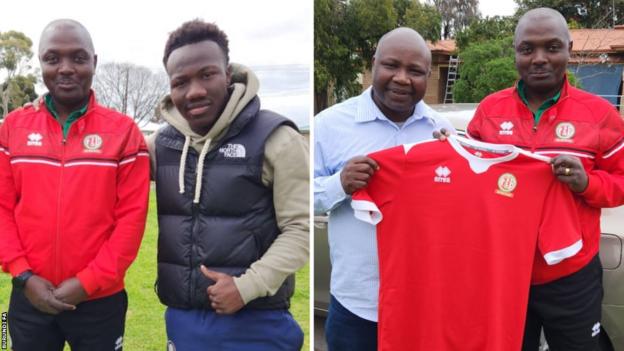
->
[179, 135, 191, 194]
[178, 135, 212, 204]
[194, 139, 211, 204]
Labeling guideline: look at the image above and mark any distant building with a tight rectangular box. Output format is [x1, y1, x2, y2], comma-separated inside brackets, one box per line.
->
[569, 26, 624, 112]
[352, 27, 624, 114]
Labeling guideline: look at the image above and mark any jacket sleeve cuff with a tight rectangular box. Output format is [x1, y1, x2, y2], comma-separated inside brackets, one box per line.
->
[76, 268, 100, 297]
[7, 257, 31, 277]
[233, 275, 262, 305]
[579, 173, 600, 199]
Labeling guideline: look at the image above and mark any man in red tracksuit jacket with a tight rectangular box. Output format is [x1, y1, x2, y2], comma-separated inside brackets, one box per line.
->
[466, 8, 624, 351]
[0, 19, 149, 351]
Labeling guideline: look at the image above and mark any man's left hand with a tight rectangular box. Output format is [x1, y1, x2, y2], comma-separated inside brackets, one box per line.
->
[551, 155, 588, 193]
[53, 277, 88, 307]
[201, 265, 245, 314]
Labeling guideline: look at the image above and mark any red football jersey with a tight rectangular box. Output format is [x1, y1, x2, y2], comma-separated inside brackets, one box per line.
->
[352, 136, 582, 351]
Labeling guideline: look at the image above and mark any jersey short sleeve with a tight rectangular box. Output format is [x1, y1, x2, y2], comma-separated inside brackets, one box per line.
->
[535, 179, 583, 266]
[351, 145, 407, 225]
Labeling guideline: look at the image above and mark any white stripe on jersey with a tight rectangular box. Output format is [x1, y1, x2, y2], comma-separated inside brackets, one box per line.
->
[604, 141, 624, 159]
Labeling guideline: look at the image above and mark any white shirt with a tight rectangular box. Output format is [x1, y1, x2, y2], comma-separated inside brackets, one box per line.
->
[314, 88, 455, 321]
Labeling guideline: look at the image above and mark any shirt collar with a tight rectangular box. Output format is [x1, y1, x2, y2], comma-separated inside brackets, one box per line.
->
[516, 80, 562, 106]
[356, 87, 437, 127]
[44, 93, 90, 120]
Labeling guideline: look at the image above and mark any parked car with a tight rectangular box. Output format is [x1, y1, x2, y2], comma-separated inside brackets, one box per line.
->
[314, 103, 624, 351]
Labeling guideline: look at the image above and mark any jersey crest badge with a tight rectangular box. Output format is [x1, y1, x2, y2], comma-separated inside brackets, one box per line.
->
[496, 173, 517, 197]
[83, 134, 103, 152]
[555, 122, 575, 142]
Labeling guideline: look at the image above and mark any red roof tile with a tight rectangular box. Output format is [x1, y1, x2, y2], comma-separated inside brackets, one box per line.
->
[571, 28, 624, 53]
[427, 39, 456, 54]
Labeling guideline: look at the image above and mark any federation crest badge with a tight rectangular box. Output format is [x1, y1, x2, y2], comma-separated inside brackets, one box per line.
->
[83, 134, 103, 152]
[555, 122, 575, 142]
[496, 173, 517, 197]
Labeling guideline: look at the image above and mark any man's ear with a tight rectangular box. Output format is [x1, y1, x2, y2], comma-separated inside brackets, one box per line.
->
[568, 40, 573, 55]
[93, 54, 98, 70]
[226, 64, 233, 86]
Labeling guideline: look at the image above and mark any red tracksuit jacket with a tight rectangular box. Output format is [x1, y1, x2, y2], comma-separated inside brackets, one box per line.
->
[0, 93, 150, 299]
[467, 79, 624, 284]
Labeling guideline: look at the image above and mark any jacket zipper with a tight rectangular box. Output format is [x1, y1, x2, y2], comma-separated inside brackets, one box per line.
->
[190, 202, 199, 304]
[55, 131, 67, 284]
[530, 95, 568, 151]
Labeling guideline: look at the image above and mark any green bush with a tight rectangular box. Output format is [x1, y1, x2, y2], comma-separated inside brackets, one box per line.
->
[453, 36, 580, 102]
[453, 36, 517, 103]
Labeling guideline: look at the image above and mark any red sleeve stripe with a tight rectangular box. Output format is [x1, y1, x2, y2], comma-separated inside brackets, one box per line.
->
[65, 160, 118, 168]
[604, 139, 624, 159]
[119, 151, 149, 161]
[11, 158, 61, 167]
[0, 147, 8, 155]
[119, 151, 149, 166]
[11, 157, 121, 168]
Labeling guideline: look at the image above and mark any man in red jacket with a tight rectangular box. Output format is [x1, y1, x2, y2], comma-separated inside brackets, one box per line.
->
[0, 19, 149, 351]
[463, 8, 624, 351]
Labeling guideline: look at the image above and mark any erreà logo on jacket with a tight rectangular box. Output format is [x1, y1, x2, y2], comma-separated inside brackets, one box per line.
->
[499, 121, 514, 135]
[27, 133, 43, 146]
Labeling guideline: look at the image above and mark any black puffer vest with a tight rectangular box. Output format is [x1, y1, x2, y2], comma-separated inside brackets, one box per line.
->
[155, 97, 297, 310]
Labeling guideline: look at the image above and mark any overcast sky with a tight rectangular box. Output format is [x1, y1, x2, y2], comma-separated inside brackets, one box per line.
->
[479, 0, 517, 17]
[0, 0, 312, 72]
[1, 0, 519, 70]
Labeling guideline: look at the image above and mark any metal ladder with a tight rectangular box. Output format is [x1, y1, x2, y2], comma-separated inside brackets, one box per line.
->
[443, 55, 459, 104]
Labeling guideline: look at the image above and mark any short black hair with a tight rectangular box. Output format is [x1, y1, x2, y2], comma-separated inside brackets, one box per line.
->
[163, 19, 229, 67]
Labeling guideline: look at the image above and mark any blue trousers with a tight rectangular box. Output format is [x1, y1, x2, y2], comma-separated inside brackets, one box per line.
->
[325, 295, 377, 351]
[165, 307, 303, 351]
[9, 289, 127, 351]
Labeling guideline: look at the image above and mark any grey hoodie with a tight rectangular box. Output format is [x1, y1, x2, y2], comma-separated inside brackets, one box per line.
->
[148, 63, 309, 305]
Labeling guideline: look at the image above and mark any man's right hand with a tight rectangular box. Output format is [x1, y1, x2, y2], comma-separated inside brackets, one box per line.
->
[24, 275, 76, 314]
[432, 128, 451, 141]
[340, 156, 379, 194]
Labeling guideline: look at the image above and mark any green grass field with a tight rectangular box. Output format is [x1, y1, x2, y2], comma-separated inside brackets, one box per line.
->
[0, 191, 310, 350]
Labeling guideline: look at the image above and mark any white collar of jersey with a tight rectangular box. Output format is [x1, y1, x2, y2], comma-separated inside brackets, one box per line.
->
[447, 135, 551, 174]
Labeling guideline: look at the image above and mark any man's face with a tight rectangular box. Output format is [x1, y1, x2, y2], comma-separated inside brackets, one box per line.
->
[515, 17, 571, 96]
[371, 39, 430, 122]
[166, 40, 231, 135]
[39, 26, 97, 108]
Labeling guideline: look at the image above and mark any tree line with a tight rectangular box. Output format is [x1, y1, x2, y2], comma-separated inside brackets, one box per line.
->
[314, 0, 479, 112]
[315, 0, 624, 111]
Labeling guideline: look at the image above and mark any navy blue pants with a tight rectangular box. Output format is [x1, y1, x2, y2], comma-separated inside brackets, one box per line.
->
[8, 289, 127, 351]
[165, 307, 303, 351]
[325, 295, 377, 351]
